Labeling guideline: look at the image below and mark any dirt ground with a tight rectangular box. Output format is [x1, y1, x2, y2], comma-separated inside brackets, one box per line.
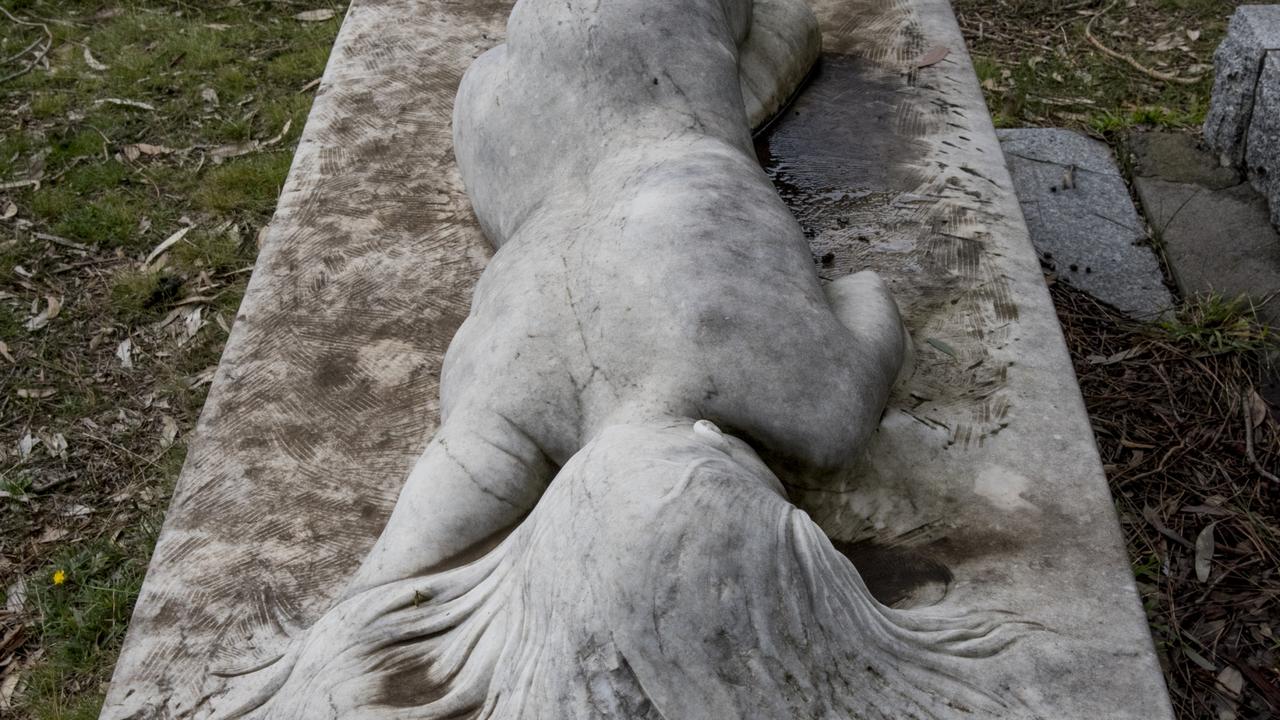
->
[1, 0, 1276, 718]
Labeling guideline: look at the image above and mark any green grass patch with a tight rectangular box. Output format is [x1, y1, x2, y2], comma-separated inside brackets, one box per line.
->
[1156, 294, 1276, 355]
[170, 226, 255, 274]
[195, 152, 293, 215]
[0, 6, 344, 711]
[35, 188, 142, 248]
[19, 523, 161, 720]
[956, 0, 1229, 135]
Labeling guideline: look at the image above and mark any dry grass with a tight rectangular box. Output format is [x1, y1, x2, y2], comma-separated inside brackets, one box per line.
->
[1054, 280, 1279, 719]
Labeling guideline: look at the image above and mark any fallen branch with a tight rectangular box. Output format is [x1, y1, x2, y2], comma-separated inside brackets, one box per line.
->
[1084, 0, 1202, 87]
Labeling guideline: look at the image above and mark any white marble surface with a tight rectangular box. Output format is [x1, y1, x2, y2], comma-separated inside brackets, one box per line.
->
[100, 0, 1174, 717]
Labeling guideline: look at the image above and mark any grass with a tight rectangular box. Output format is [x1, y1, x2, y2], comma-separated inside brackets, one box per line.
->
[1159, 295, 1276, 356]
[0, 1, 346, 716]
[954, 0, 1242, 137]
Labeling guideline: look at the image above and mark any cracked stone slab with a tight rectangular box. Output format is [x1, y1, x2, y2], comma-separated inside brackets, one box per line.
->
[1130, 130, 1280, 326]
[998, 128, 1173, 319]
[100, 1, 1175, 717]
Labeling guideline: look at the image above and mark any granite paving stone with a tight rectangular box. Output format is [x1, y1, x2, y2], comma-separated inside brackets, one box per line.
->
[999, 128, 1173, 319]
[1129, 131, 1280, 326]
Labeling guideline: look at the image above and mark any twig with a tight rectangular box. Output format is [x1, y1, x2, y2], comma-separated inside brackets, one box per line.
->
[0, 6, 53, 85]
[1243, 395, 1279, 484]
[77, 433, 157, 467]
[1083, 0, 1202, 86]
[1, 36, 44, 66]
[35, 232, 92, 252]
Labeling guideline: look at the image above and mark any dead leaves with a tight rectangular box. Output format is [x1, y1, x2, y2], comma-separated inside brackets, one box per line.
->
[82, 47, 108, 72]
[182, 306, 204, 345]
[1246, 389, 1267, 430]
[122, 143, 176, 162]
[93, 97, 156, 112]
[159, 416, 179, 449]
[115, 338, 133, 369]
[1214, 666, 1245, 720]
[142, 225, 193, 269]
[16, 433, 39, 462]
[914, 46, 951, 69]
[1082, 0, 1204, 86]
[1193, 521, 1215, 583]
[208, 118, 293, 164]
[294, 9, 337, 22]
[23, 296, 62, 331]
[119, 119, 294, 166]
[1053, 283, 1280, 719]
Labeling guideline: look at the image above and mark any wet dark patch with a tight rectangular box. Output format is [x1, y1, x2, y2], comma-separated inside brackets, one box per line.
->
[147, 275, 185, 308]
[831, 539, 952, 607]
[754, 49, 1015, 442]
[754, 53, 932, 215]
[928, 528, 1024, 571]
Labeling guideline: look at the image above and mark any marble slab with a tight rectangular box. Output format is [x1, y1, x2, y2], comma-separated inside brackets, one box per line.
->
[100, 0, 1175, 717]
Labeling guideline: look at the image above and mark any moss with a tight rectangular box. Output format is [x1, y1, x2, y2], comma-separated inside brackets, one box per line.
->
[109, 269, 175, 323]
[195, 152, 293, 214]
[170, 226, 255, 274]
[50, 191, 143, 248]
[30, 93, 70, 119]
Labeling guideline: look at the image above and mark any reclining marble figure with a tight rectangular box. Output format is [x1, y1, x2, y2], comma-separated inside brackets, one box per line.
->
[212, 0, 1024, 716]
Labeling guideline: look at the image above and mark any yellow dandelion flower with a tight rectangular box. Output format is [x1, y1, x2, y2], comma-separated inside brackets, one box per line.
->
[52, 569, 66, 586]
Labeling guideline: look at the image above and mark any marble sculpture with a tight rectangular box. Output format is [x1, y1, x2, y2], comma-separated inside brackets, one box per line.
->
[213, 0, 1025, 716]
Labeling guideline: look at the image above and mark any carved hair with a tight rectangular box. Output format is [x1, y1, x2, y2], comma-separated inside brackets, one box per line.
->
[215, 425, 1024, 718]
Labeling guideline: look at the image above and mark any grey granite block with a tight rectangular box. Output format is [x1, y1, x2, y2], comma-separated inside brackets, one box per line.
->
[998, 128, 1173, 319]
[1204, 6, 1280, 168]
[1247, 51, 1280, 228]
